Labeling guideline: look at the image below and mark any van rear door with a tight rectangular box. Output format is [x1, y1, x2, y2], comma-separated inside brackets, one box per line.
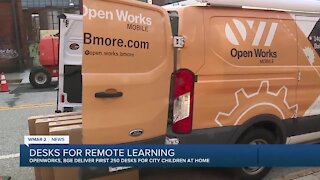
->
[58, 14, 83, 112]
[82, 0, 173, 144]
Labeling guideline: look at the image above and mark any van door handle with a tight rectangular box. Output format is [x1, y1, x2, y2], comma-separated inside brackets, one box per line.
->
[95, 91, 123, 98]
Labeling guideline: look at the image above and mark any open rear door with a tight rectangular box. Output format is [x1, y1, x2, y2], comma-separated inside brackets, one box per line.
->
[82, 0, 173, 144]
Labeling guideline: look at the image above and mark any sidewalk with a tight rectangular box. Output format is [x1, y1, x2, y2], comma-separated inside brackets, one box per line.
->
[5, 69, 59, 85]
[4, 69, 30, 84]
[277, 168, 320, 180]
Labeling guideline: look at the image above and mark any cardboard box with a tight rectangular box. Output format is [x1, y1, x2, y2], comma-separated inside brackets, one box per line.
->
[49, 119, 82, 128]
[27, 117, 42, 180]
[36, 117, 81, 180]
[28, 112, 81, 136]
[28, 113, 81, 180]
[28, 112, 81, 132]
[50, 124, 83, 180]
[93, 170, 139, 180]
[49, 124, 83, 144]
[53, 168, 139, 180]
[50, 125, 139, 180]
[28, 112, 81, 121]
[29, 113, 138, 180]
[35, 115, 82, 135]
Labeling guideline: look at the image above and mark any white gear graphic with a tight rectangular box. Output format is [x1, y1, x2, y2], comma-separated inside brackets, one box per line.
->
[303, 47, 315, 65]
[214, 81, 298, 127]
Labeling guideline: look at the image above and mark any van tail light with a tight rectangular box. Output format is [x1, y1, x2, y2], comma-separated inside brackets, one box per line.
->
[61, 94, 65, 103]
[172, 69, 195, 134]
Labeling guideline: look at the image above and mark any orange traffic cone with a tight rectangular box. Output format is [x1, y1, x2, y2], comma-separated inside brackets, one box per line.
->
[0, 72, 9, 92]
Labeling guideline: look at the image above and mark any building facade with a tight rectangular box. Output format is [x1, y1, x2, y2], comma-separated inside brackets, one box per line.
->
[0, 0, 182, 72]
[0, 0, 27, 72]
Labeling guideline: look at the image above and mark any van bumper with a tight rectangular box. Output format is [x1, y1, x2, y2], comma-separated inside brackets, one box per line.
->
[79, 126, 237, 179]
[79, 135, 166, 180]
[166, 125, 239, 144]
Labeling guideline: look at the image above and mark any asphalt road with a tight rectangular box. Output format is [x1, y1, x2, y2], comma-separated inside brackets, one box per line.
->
[0, 84, 56, 180]
[0, 83, 318, 180]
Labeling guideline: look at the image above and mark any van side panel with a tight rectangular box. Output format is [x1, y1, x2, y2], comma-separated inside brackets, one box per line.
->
[190, 8, 299, 129]
[177, 7, 205, 72]
[296, 15, 320, 117]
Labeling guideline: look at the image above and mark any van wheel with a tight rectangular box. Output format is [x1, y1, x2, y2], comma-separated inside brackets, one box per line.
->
[232, 128, 276, 180]
[29, 67, 52, 88]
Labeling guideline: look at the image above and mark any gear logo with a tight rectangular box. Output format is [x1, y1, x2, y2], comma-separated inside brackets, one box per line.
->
[214, 81, 298, 127]
[303, 47, 315, 65]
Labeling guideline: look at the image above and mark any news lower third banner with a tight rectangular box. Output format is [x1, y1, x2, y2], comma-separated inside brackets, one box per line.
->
[20, 144, 320, 167]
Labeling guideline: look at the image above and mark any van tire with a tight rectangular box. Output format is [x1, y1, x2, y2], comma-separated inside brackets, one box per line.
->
[29, 67, 52, 88]
[232, 128, 276, 180]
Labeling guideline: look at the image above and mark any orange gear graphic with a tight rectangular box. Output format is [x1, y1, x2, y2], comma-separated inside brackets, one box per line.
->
[214, 81, 298, 126]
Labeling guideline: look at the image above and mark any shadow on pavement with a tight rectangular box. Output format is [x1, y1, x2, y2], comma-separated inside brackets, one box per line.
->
[9, 83, 57, 94]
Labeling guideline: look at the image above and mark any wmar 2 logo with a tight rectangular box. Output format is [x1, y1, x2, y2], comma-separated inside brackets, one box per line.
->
[225, 19, 278, 47]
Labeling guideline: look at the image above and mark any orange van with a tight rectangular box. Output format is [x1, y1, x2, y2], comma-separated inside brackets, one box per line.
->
[79, 0, 320, 179]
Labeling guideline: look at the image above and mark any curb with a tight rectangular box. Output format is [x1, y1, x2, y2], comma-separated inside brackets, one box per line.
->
[7, 79, 22, 84]
[277, 168, 320, 180]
